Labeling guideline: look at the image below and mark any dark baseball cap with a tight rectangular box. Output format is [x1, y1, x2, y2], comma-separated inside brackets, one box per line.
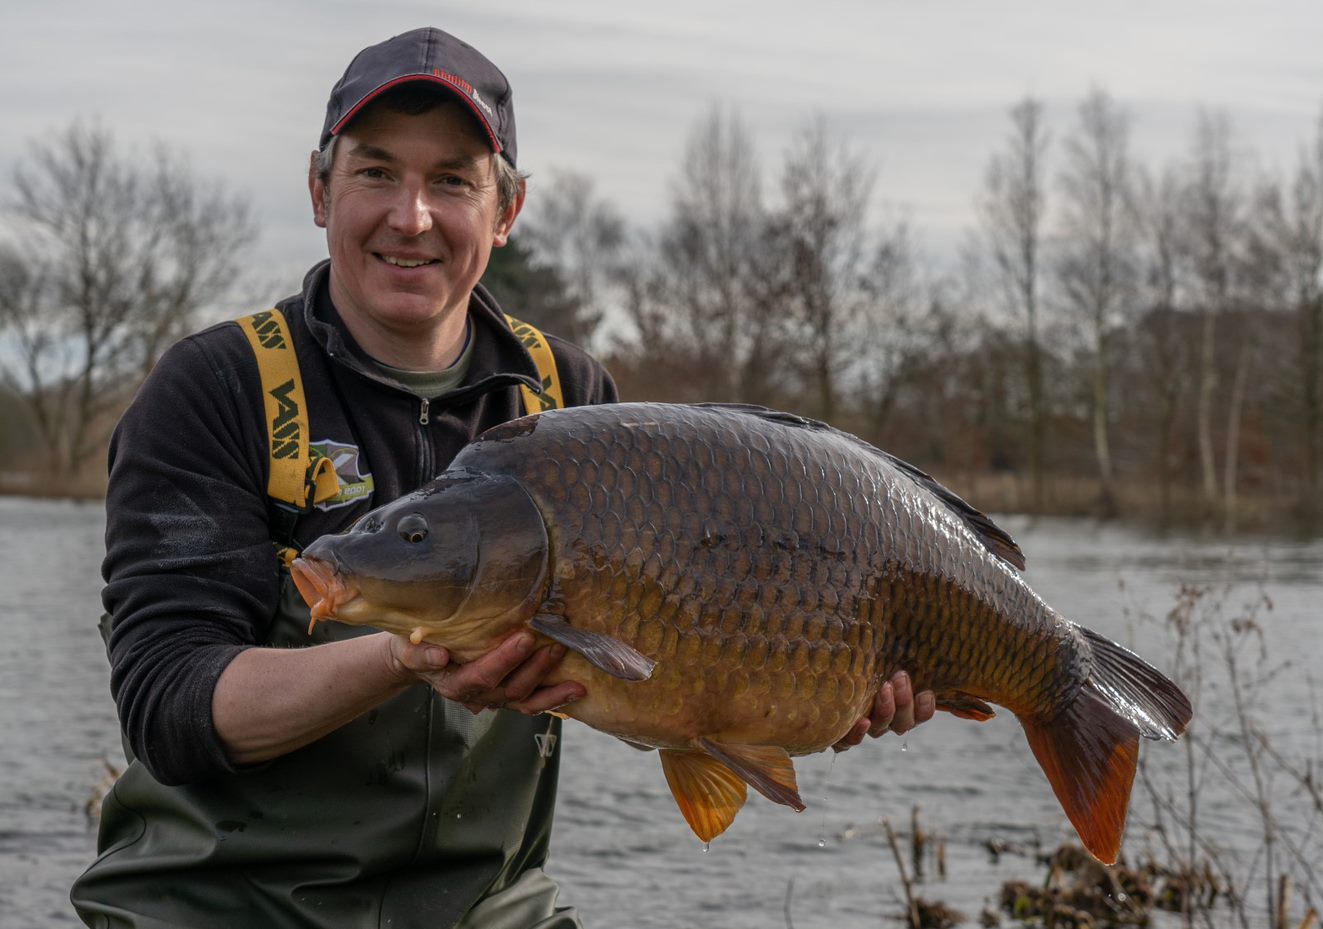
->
[320, 27, 517, 167]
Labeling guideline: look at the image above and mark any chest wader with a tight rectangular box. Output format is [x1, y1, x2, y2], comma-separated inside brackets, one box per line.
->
[74, 309, 582, 929]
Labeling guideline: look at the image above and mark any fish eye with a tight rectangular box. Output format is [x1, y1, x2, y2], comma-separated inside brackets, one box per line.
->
[398, 513, 429, 544]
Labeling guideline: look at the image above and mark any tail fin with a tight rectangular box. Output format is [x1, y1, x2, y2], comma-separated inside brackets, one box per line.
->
[1021, 628, 1192, 865]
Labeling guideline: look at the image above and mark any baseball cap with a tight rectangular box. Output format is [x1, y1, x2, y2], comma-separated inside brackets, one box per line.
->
[320, 27, 517, 167]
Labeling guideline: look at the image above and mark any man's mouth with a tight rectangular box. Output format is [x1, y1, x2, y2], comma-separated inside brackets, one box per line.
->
[378, 254, 438, 268]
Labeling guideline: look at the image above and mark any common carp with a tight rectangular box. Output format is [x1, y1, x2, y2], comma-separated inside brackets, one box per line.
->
[290, 402, 1191, 863]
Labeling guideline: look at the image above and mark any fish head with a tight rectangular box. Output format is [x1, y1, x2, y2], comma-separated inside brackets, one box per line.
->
[291, 469, 549, 654]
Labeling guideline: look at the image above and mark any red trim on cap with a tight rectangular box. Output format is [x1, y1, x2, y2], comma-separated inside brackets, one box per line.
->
[330, 74, 502, 154]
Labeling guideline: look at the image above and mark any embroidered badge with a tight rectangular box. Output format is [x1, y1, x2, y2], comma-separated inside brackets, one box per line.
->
[311, 439, 374, 510]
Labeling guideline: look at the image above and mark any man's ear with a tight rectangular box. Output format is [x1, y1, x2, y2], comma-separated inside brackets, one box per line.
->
[309, 151, 329, 228]
[492, 177, 526, 248]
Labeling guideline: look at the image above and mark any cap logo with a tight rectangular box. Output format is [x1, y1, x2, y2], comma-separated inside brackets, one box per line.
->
[433, 68, 495, 119]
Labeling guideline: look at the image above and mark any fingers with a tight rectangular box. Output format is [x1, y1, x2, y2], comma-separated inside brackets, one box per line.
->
[867, 675, 899, 738]
[831, 717, 870, 752]
[399, 631, 585, 716]
[865, 671, 938, 739]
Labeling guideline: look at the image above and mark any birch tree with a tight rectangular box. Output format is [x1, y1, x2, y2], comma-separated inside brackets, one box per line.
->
[1056, 88, 1138, 514]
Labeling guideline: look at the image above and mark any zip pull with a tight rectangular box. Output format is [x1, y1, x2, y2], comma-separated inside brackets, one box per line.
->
[419, 396, 430, 426]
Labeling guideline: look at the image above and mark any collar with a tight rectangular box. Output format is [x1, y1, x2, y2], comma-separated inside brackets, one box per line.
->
[296, 260, 546, 404]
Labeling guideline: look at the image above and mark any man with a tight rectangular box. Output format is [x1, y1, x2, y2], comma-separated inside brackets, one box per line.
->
[72, 27, 934, 928]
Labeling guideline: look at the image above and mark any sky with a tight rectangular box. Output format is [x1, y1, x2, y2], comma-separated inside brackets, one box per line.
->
[3, 0, 1321, 290]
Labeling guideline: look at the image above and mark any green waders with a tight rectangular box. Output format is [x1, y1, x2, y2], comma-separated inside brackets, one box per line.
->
[72, 310, 582, 929]
[73, 572, 581, 929]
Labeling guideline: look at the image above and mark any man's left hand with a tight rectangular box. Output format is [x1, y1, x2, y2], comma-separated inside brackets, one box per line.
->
[832, 670, 936, 752]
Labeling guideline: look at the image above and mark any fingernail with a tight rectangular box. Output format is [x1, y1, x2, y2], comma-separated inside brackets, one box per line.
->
[551, 693, 582, 710]
[918, 692, 936, 716]
[514, 633, 534, 655]
[880, 681, 893, 699]
[892, 670, 909, 688]
[425, 646, 446, 667]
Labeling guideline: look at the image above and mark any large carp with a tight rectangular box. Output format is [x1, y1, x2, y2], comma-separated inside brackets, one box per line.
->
[291, 403, 1190, 863]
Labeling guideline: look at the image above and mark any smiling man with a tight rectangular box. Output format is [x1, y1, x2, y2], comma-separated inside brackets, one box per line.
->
[71, 27, 932, 929]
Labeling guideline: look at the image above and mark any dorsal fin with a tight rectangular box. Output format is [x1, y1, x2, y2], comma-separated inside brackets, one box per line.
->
[876, 450, 1026, 570]
[693, 403, 1027, 571]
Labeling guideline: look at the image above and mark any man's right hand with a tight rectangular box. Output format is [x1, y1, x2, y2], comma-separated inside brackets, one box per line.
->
[387, 632, 587, 716]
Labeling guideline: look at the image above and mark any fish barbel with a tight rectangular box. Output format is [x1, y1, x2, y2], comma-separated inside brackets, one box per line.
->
[291, 402, 1191, 862]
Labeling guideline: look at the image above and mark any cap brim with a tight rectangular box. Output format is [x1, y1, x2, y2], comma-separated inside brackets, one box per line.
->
[327, 74, 502, 155]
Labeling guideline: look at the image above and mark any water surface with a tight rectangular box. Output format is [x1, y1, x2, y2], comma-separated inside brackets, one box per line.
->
[2, 498, 1318, 927]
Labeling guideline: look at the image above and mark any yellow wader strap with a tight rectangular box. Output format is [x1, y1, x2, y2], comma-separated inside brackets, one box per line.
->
[236, 308, 340, 520]
[504, 314, 563, 413]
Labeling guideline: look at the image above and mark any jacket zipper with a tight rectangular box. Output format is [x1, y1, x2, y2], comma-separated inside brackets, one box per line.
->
[419, 396, 430, 425]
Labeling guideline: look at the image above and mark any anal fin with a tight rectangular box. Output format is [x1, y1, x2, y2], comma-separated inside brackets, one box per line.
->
[530, 613, 656, 681]
[934, 690, 997, 721]
[660, 748, 747, 842]
[698, 739, 804, 812]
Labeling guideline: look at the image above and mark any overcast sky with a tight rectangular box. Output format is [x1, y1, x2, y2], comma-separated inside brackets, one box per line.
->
[3, 0, 1321, 290]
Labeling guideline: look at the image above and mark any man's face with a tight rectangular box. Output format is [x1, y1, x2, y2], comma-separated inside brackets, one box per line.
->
[310, 100, 521, 345]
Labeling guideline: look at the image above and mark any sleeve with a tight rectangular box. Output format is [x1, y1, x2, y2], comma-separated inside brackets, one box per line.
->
[101, 330, 279, 785]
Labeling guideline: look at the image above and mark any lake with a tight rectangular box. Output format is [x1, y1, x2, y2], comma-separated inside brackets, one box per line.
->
[2, 495, 1319, 927]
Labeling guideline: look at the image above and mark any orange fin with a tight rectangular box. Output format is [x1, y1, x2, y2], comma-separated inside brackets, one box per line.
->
[697, 738, 804, 812]
[1022, 625, 1192, 865]
[1021, 688, 1139, 866]
[660, 748, 747, 842]
[934, 691, 997, 721]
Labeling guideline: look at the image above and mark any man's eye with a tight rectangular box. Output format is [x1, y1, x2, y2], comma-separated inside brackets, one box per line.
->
[360, 167, 388, 179]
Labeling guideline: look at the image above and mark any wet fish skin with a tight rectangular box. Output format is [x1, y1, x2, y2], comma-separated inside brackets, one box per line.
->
[292, 402, 1191, 863]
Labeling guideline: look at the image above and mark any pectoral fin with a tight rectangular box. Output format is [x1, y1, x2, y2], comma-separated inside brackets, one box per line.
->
[529, 613, 656, 681]
[934, 691, 997, 721]
[660, 748, 747, 842]
[697, 739, 805, 812]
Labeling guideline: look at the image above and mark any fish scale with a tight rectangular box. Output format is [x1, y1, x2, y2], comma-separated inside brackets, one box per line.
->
[292, 402, 1192, 862]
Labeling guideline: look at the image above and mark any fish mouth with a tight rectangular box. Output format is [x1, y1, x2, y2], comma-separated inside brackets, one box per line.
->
[290, 555, 361, 635]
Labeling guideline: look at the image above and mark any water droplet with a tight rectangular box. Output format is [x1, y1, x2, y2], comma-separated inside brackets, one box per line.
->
[817, 838, 826, 848]
[701, 842, 709, 853]
[455, 813, 462, 820]
[1117, 893, 1128, 902]
[900, 741, 908, 752]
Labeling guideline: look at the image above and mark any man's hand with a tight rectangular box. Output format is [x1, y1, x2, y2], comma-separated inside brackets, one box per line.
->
[832, 671, 936, 752]
[388, 631, 586, 716]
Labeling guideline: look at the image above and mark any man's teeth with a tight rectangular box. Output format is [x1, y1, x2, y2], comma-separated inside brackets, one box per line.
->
[382, 255, 435, 268]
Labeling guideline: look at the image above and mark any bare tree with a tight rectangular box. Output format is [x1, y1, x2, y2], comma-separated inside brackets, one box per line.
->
[0, 122, 254, 476]
[1257, 107, 1323, 513]
[981, 97, 1051, 508]
[646, 105, 792, 404]
[517, 168, 626, 347]
[856, 217, 924, 439]
[772, 114, 876, 422]
[1056, 88, 1138, 515]
[1183, 109, 1245, 510]
[1132, 163, 1194, 517]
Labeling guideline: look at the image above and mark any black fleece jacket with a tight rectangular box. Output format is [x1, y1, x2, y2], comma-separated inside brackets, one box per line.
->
[101, 261, 616, 784]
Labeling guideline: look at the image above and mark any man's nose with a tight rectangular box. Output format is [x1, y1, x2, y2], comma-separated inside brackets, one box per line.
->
[388, 186, 433, 236]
